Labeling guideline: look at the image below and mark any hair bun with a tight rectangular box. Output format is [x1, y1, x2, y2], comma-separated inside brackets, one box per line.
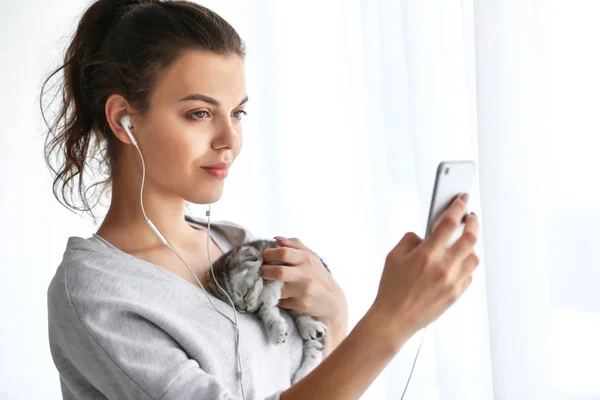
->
[96, 0, 164, 25]
[101, 0, 142, 18]
[88, 0, 150, 49]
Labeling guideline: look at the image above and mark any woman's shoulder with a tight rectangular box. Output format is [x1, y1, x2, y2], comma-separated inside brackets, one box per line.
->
[47, 236, 181, 313]
[47, 215, 263, 314]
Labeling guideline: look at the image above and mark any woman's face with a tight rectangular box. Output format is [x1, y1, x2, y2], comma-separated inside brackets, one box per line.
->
[132, 50, 247, 204]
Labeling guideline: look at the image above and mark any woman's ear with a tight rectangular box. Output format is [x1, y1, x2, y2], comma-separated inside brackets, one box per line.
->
[105, 93, 137, 145]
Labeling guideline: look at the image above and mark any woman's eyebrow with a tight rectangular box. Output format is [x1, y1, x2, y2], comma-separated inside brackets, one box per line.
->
[178, 94, 249, 107]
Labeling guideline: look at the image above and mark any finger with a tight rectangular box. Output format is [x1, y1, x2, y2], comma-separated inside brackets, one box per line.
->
[394, 232, 423, 255]
[277, 297, 306, 313]
[274, 236, 317, 256]
[459, 252, 480, 278]
[447, 213, 480, 262]
[262, 247, 305, 266]
[280, 282, 302, 299]
[425, 193, 470, 252]
[446, 272, 475, 307]
[458, 274, 474, 297]
[260, 264, 299, 282]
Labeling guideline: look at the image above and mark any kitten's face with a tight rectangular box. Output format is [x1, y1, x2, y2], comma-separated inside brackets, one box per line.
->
[212, 245, 265, 313]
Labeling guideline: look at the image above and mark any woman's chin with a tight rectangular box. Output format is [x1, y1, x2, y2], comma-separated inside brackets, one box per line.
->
[188, 187, 224, 205]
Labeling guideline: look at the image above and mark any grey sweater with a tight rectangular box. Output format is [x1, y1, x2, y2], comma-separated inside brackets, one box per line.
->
[47, 215, 303, 400]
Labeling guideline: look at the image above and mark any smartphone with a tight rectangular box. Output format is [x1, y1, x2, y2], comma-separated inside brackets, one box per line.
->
[425, 160, 477, 240]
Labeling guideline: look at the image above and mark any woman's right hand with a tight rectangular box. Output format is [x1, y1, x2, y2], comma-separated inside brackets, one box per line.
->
[280, 194, 479, 399]
[370, 193, 480, 346]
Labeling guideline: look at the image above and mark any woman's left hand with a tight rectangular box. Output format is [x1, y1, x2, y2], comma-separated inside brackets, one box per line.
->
[261, 236, 348, 354]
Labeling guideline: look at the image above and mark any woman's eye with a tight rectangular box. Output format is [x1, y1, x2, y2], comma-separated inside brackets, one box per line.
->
[189, 110, 208, 120]
[233, 110, 247, 120]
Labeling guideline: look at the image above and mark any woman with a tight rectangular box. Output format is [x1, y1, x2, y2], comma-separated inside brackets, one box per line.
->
[43, 1, 480, 399]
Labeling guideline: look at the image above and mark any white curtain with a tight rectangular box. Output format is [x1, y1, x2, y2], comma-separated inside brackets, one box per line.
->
[193, 0, 600, 399]
[476, 1, 600, 399]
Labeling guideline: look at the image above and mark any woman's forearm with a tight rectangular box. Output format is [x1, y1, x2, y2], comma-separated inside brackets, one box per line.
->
[281, 308, 410, 400]
[321, 315, 348, 357]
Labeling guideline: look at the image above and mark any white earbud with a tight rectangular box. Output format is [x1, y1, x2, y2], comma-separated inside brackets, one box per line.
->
[120, 115, 138, 146]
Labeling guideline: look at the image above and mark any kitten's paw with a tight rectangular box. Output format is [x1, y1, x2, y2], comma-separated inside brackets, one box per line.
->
[298, 319, 328, 341]
[268, 318, 288, 344]
[293, 339, 324, 383]
[292, 367, 309, 384]
[292, 360, 319, 384]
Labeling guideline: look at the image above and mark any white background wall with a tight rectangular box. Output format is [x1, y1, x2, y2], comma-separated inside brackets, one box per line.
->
[1, 1, 99, 398]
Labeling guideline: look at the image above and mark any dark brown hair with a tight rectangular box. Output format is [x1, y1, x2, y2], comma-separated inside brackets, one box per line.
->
[40, 0, 245, 221]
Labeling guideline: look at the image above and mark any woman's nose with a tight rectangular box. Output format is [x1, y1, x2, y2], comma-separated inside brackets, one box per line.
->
[213, 119, 241, 151]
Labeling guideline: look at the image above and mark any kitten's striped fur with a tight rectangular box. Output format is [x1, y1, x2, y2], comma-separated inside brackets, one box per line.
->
[207, 239, 330, 384]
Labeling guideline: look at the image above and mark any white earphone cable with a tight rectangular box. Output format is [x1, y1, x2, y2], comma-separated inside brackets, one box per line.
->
[128, 123, 246, 400]
[400, 325, 427, 399]
[206, 205, 244, 388]
[399, 221, 436, 398]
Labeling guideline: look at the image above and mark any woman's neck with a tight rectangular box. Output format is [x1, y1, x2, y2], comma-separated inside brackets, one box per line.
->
[96, 177, 201, 252]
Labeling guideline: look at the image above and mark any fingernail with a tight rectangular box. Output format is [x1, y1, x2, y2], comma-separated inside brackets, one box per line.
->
[274, 236, 287, 241]
[470, 211, 477, 217]
[461, 193, 470, 202]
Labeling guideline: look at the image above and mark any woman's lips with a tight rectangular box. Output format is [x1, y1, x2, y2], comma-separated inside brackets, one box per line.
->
[201, 166, 229, 179]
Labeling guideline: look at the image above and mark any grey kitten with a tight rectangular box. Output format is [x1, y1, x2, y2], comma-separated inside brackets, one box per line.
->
[207, 239, 330, 384]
